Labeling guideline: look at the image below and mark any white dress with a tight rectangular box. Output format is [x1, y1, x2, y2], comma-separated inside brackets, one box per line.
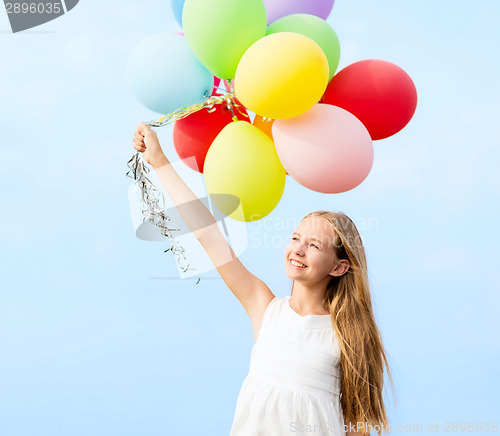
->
[230, 295, 345, 436]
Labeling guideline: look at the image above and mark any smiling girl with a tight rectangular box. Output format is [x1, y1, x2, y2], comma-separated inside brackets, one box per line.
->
[132, 122, 394, 435]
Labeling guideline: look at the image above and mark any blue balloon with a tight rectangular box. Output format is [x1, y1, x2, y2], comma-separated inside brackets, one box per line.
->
[126, 33, 213, 115]
[170, 0, 185, 27]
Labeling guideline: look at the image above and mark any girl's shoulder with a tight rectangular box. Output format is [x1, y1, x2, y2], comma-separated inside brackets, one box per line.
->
[254, 295, 284, 340]
[264, 294, 285, 313]
[261, 295, 288, 324]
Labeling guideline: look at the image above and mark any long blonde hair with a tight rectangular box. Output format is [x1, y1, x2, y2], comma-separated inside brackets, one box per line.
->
[301, 210, 395, 436]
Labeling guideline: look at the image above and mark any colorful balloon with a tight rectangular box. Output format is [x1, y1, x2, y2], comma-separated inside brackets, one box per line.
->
[263, 0, 334, 24]
[235, 32, 329, 119]
[253, 115, 274, 139]
[173, 104, 249, 173]
[321, 59, 418, 140]
[126, 33, 213, 115]
[212, 76, 222, 95]
[170, 0, 185, 27]
[273, 104, 373, 193]
[172, 34, 222, 96]
[204, 122, 286, 221]
[183, 0, 267, 79]
[266, 14, 340, 80]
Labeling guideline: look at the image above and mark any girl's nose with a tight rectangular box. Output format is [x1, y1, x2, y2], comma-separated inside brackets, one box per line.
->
[293, 244, 305, 256]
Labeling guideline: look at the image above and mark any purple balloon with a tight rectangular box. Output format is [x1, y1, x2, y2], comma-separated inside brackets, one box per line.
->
[263, 0, 334, 24]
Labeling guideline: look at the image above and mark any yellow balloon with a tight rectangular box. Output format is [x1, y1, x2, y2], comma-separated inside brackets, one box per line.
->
[204, 121, 286, 222]
[235, 32, 329, 119]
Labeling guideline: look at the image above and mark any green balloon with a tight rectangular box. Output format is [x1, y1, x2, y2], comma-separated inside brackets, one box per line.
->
[183, 0, 267, 80]
[267, 14, 340, 81]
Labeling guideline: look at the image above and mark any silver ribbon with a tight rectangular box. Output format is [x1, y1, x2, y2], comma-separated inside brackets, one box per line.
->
[126, 150, 196, 277]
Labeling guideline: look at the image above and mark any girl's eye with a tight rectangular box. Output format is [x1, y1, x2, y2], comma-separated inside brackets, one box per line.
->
[292, 237, 298, 241]
[311, 244, 319, 249]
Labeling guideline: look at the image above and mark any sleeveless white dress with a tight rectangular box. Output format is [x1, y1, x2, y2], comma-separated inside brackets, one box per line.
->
[230, 295, 345, 436]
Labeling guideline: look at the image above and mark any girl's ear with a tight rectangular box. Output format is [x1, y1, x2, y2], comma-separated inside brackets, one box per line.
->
[329, 259, 350, 277]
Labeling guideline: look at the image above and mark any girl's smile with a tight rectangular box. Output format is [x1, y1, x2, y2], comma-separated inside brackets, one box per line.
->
[289, 259, 307, 269]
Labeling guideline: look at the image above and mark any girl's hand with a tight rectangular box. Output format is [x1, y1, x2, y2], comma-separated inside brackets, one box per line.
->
[132, 122, 169, 169]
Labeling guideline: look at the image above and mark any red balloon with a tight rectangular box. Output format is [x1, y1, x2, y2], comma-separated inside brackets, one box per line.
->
[173, 103, 249, 173]
[321, 59, 417, 140]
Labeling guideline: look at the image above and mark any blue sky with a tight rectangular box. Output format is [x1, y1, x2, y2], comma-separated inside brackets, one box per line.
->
[0, 0, 499, 435]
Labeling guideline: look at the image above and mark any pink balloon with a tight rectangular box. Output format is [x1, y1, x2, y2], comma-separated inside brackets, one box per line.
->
[273, 104, 373, 193]
[211, 76, 222, 96]
[264, 0, 334, 24]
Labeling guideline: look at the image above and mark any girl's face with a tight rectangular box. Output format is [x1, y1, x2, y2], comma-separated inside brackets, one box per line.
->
[284, 216, 343, 281]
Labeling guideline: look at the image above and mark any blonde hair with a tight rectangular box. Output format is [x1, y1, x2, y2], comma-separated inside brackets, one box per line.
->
[301, 210, 395, 436]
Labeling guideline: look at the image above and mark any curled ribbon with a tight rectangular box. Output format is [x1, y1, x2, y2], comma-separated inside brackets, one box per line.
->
[148, 88, 248, 128]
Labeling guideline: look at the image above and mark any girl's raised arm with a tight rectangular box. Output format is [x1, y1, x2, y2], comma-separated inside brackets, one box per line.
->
[133, 122, 275, 326]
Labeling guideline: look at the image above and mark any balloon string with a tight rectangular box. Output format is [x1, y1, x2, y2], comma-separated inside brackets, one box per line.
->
[147, 91, 247, 127]
[223, 79, 240, 122]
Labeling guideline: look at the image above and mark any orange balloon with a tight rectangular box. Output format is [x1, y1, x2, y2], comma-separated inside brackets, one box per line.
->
[253, 115, 274, 139]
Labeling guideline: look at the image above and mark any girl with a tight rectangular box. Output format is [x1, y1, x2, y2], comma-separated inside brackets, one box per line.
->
[132, 122, 394, 436]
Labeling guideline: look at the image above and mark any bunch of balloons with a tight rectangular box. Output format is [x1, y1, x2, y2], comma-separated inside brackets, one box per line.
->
[126, 0, 417, 222]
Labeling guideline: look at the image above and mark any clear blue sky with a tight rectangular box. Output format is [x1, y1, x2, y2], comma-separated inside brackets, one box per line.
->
[0, 1, 499, 435]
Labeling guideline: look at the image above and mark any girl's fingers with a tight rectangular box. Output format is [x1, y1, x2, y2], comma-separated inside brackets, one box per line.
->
[134, 131, 145, 141]
[136, 122, 150, 137]
[133, 143, 146, 152]
[133, 137, 145, 147]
